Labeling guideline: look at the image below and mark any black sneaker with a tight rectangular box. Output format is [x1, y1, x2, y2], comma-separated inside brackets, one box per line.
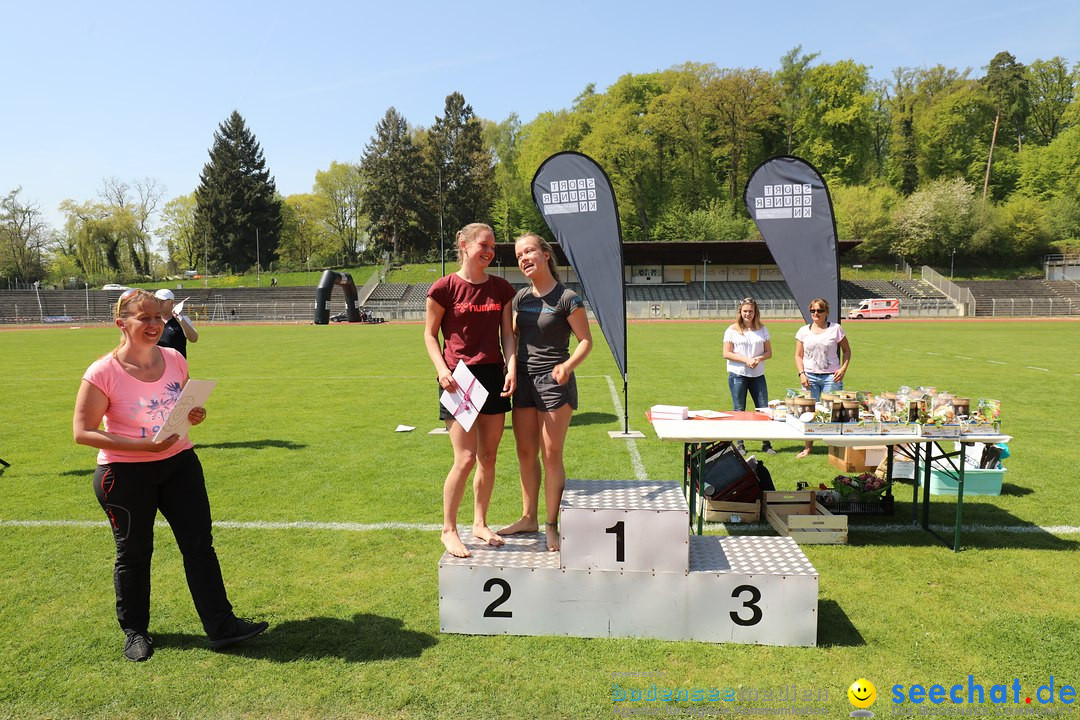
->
[762, 443, 777, 456]
[209, 617, 268, 651]
[123, 631, 154, 662]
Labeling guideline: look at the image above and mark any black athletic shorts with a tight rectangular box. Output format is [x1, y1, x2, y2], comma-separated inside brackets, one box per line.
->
[437, 362, 512, 421]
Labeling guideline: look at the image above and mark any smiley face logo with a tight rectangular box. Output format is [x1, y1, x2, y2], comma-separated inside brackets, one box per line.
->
[848, 678, 877, 709]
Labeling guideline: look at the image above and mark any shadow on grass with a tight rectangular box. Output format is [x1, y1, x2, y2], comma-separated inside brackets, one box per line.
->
[999, 483, 1034, 497]
[816, 600, 866, 647]
[571, 411, 618, 427]
[198, 439, 307, 451]
[155, 613, 435, 662]
[59, 469, 93, 477]
[843, 501, 1079, 551]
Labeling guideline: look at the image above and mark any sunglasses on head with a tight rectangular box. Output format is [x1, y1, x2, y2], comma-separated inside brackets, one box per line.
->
[741, 298, 756, 304]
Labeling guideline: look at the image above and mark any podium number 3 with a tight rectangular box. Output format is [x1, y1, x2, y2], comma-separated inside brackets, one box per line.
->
[606, 521, 625, 562]
[730, 584, 762, 626]
[483, 578, 512, 618]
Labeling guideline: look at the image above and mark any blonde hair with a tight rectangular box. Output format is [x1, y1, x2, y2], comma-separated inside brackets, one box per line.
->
[455, 223, 494, 263]
[112, 289, 159, 356]
[515, 232, 560, 282]
[734, 298, 762, 332]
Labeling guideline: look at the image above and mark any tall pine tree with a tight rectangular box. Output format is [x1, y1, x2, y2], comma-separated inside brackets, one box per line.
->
[194, 111, 282, 273]
[360, 107, 427, 260]
[427, 92, 495, 240]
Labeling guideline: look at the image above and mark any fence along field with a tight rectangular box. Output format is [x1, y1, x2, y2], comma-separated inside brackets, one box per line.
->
[0, 320, 1077, 719]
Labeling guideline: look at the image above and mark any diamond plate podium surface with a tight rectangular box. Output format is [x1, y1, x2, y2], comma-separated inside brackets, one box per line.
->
[559, 479, 689, 572]
[439, 530, 818, 646]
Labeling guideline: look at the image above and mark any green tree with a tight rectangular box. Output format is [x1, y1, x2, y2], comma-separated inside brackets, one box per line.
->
[797, 60, 876, 184]
[916, 81, 996, 187]
[776, 46, 820, 153]
[279, 193, 338, 269]
[892, 177, 977, 264]
[830, 183, 901, 261]
[884, 68, 920, 194]
[193, 111, 283, 273]
[1, 188, 50, 283]
[427, 92, 496, 248]
[360, 107, 427, 260]
[158, 193, 199, 273]
[1016, 123, 1080, 199]
[1026, 57, 1077, 145]
[703, 67, 780, 200]
[314, 161, 365, 264]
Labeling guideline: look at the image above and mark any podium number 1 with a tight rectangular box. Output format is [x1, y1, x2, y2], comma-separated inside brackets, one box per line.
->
[606, 521, 625, 562]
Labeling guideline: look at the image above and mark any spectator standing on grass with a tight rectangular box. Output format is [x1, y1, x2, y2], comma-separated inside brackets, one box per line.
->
[424, 223, 516, 558]
[73, 288, 267, 661]
[155, 289, 198, 358]
[498, 233, 592, 552]
[794, 297, 852, 459]
[722, 297, 775, 456]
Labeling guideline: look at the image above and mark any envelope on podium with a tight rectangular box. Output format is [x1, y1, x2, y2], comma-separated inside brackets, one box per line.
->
[439, 363, 489, 433]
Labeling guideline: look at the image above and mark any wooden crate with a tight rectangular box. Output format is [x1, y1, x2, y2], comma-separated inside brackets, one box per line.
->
[764, 491, 847, 545]
[700, 498, 761, 524]
[827, 445, 886, 473]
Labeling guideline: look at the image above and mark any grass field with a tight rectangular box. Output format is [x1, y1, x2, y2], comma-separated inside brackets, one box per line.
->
[1, 319, 1078, 719]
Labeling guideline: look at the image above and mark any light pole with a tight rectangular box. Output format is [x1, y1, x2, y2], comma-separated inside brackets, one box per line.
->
[950, 248, 956, 279]
[256, 228, 261, 287]
[702, 255, 709, 299]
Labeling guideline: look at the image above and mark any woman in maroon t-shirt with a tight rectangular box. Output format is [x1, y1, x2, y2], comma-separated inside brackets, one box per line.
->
[424, 223, 516, 558]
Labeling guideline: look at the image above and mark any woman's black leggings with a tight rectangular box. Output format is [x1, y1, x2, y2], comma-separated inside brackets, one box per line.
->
[94, 449, 233, 637]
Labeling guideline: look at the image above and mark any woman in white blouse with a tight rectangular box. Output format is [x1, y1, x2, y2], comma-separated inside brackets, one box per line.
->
[722, 298, 774, 455]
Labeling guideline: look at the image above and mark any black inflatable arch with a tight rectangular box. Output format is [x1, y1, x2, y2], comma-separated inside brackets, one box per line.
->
[313, 270, 362, 324]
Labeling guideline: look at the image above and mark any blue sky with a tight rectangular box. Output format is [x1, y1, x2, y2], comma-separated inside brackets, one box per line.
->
[4, 0, 1079, 230]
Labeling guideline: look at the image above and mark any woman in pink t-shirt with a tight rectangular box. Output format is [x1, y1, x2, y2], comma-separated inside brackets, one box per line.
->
[73, 289, 267, 661]
[424, 223, 517, 558]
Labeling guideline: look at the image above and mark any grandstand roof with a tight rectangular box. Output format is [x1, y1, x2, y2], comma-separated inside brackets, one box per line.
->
[492, 240, 862, 266]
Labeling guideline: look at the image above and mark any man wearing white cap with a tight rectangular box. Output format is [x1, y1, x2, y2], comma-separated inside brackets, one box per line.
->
[155, 289, 199, 358]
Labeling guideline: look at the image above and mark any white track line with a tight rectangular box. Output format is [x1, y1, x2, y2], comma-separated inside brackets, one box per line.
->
[604, 375, 649, 482]
[987, 360, 1007, 365]
[4, 519, 1079, 536]
[1025, 366, 1050, 372]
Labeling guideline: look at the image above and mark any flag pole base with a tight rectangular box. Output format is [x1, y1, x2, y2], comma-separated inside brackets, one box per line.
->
[608, 430, 645, 439]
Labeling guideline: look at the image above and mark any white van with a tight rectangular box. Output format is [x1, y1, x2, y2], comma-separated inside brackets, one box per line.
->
[847, 298, 900, 319]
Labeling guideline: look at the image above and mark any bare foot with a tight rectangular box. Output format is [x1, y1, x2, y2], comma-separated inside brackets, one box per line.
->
[498, 516, 539, 535]
[472, 524, 505, 547]
[545, 522, 560, 552]
[796, 448, 812, 459]
[441, 528, 470, 558]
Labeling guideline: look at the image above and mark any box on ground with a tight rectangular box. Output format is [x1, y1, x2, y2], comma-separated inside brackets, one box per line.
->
[699, 498, 761, 524]
[920, 468, 1006, 496]
[827, 445, 886, 473]
[763, 491, 847, 545]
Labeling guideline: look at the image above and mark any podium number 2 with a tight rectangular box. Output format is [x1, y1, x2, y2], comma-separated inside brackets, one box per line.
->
[730, 584, 762, 626]
[483, 578, 512, 618]
[605, 521, 625, 562]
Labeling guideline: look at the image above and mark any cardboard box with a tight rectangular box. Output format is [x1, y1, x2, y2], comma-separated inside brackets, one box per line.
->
[763, 490, 847, 545]
[842, 421, 881, 435]
[699, 498, 761, 524]
[919, 424, 961, 438]
[827, 445, 887, 473]
[879, 423, 918, 436]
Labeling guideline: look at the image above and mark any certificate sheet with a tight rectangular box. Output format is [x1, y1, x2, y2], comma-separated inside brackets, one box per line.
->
[439, 364, 489, 433]
[153, 379, 217, 442]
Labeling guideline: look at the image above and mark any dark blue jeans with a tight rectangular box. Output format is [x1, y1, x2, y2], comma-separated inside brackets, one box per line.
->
[94, 449, 234, 637]
[728, 373, 769, 412]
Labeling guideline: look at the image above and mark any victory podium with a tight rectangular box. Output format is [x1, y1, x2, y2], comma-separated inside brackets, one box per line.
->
[438, 479, 819, 646]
